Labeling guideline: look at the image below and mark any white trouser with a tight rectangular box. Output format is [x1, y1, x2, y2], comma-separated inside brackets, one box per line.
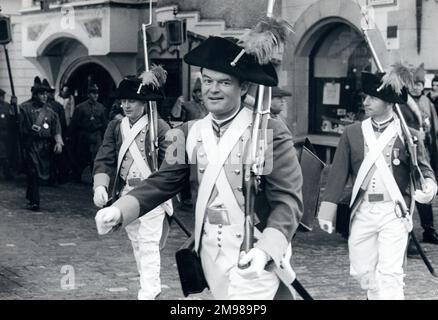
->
[125, 207, 165, 300]
[200, 222, 280, 300]
[348, 200, 408, 300]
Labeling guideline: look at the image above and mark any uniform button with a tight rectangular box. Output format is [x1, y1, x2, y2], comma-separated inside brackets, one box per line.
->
[199, 168, 205, 173]
[197, 138, 202, 142]
[217, 237, 221, 241]
[237, 186, 243, 192]
[199, 152, 205, 157]
[218, 244, 222, 248]
[218, 224, 222, 228]
[237, 152, 241, 158]
[142, 130, 146, 133]
[121, 166, 125, 169]
[240, 137, 245, 141]
[141, 148, 144, 151]
[140, 139, 144, 142]
[386, 153, 390, 157]
[236, 234, 242, 238]
[234, 169, 241, 175]
[218, 230, 222, 235]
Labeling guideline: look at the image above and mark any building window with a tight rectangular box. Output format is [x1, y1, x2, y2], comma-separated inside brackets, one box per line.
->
[387, 25, 398, 39]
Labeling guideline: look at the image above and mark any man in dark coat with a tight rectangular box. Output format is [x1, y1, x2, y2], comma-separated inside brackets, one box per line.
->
[69, 84, 107, 183]
[318, 67, 437, 299]
[95, 36, 303, 300]
[19, 77, 63, 210]
[0, 88, 15, 180]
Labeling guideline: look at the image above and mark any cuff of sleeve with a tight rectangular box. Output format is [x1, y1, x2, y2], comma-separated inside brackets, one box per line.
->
[255, 227, 288, 267]
[93, 173, 110, 190]
[317, 201, 338, 225]
[113, 195, 140, 227]
[54, 134, 64, 145]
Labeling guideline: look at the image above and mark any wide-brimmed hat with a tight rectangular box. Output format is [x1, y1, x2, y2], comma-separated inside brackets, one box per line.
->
[272, 86, 292, 97]
[184, 36, 278, 87]
[31, 76, 49, 94]
[361, 72, 408, 104]
[116, 77, 164, 102]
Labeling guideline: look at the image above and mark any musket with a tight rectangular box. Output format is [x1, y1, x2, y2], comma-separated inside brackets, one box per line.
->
[138, 0, 159, 172]
[240, 0, 313, 300]
[359, 4, 436, 277]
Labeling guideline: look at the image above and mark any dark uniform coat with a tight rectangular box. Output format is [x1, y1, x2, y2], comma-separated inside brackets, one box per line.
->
[0, 100, 16, 161]
[69, 98, 108, 170]
[93, 117, 171, 201]
[19, 99, 61, 180]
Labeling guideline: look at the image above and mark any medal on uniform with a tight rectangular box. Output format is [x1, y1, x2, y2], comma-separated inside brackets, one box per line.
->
[392, 148, 400, 166]
[43, 122, 49, 129]
[0, 114, 5, 119]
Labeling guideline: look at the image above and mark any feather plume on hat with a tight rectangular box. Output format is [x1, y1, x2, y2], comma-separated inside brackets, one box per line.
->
[139, 64, 168, 90]
[379, 62, 414, 95]
[236, 17, 293, 65]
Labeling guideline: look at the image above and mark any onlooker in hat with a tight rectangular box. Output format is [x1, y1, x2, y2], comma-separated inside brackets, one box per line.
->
[270, 86, 291, 124]
[427, 75, 438, 115]
[408, 64, 438, 248]
[180, 78, 208, 122]
[43, 79, 69, 185]
[19, 77, 63, 211]
[108, 99, 124, 121]
[69, 84, 108, 183]
[0, 88, 15, 180]
[55, 84, 75, 127]
[93, 69, 172, 300]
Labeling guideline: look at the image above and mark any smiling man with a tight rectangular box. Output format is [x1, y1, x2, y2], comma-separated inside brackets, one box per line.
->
[94, 36, 303, 300]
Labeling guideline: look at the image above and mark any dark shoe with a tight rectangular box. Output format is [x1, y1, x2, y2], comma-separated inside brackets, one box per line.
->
[423, 229, 438, 244]
[26, 203, 40, 211]
[407, 239, 420, 258]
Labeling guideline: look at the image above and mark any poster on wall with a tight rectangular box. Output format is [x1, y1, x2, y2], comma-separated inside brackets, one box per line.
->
[322, 82, 340, 105]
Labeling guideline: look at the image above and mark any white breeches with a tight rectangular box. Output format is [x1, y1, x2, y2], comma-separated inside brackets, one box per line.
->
[125, 207, 165, 300]
[348, 201, 409, 300]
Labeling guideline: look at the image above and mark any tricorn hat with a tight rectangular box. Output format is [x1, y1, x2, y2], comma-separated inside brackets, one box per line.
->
[31, 76, 49, 94]
[42, 79, 55, 93]
[361, 62, 413, 104]
[116, 77, 164, 102]
[88, 84, 99, 94]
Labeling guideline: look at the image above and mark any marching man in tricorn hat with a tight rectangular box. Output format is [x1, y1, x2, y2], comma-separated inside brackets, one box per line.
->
[318, 64, 437, 299]
[94, 18, 303, 299]
[93, 67, 173, 300]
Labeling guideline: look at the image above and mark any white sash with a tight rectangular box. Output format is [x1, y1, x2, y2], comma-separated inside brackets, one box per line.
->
[119, 116, 173, 216]
[359, 119, 409, 212]
[350, 118, 398, 207]
[186, 107, 253, 251]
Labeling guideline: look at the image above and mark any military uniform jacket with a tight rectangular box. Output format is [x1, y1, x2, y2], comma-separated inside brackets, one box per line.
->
[113, 107, 304, 270]
[0, 101, 16, 159]
[322, 121, 435, 210]
[93, 117, 171, 201]
[69, 98, 107, 148]
[19, 99, 61, 179]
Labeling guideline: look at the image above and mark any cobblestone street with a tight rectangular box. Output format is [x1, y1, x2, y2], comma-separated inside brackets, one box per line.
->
[1, 174, 438, 300]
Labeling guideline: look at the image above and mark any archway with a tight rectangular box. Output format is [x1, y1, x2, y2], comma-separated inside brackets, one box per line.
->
[66, 63, 116, 110]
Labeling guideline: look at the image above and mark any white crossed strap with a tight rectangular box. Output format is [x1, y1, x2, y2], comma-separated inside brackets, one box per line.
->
[119, 116, 173, 216]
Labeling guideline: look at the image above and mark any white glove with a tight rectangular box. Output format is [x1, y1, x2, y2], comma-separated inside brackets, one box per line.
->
[236, 248, 269, 280]
[414, 178, 438, 204]
[95, 206, 122, 235]
[93, 186, 108, 208]
[318, 219, 335, 234]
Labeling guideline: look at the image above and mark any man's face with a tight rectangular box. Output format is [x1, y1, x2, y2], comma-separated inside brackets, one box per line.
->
[121, 99, 144, 121]
[89, 92, 99, 102]
[201, 68, 248, 119]
[37, 91, 48, 104]
[363, 94, 391, 118]
[432, 81, 438, 93]
[410, 81, 424, 96]
[270, 96, 287, 115]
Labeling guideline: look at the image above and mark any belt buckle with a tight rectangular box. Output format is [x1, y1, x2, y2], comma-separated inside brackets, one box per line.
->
[207, 207, 231, 225]
[127, 177, 141, 187]
[368, 193, 384, 202]
[31, 124, 41, 132]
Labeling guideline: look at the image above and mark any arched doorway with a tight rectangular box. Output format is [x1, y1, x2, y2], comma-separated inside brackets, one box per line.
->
[309, 23, 374, 136]
[67, 63, 116, 111]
